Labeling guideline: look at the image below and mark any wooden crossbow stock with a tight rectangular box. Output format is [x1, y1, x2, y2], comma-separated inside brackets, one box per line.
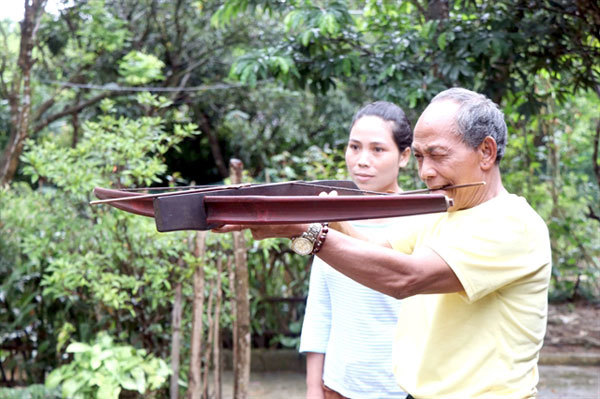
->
[90, 180, 485, 232]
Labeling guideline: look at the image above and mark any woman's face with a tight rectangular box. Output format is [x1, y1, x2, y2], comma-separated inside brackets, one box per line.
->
[345, 115, 410, 193]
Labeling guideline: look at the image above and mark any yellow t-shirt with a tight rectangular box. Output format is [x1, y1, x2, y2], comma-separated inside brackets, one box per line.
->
[390, 193, 552, 398]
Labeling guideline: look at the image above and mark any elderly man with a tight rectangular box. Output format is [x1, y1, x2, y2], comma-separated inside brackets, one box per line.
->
[216, 88, 551, 398]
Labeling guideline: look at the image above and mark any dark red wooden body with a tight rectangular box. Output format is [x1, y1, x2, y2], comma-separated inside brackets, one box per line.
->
[93, 180, 452, 232]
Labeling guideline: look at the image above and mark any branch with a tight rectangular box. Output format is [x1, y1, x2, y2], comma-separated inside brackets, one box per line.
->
[586, 108, 600, 226]
[409, 0, 427, 18]
[587, 205, 600, 223]
[0, 23, 10, 95]
[32, 91, 115, 134]
[594, 115, 600, 188]
[32, 66, 89, 121]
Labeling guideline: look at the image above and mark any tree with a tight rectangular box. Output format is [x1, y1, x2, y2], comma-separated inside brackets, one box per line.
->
[0, 0, 47, 184]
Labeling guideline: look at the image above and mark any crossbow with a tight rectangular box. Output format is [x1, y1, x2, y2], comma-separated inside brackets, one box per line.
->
[91, 180, 484, 232]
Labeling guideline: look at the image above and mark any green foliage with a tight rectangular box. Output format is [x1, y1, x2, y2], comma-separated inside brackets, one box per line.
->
[502, 87, 600, 301]
[0, 95, 198, 383]
[1, 1, 599, 392]
[21, 97, 198, 190]
[45, 332, 170, 399]
[77, 0, 130, 54]
[223, 0, 599, 109]
[230, 51, 298, 87]
[118, 51, 166, 85]
[0, 385, 60, 399]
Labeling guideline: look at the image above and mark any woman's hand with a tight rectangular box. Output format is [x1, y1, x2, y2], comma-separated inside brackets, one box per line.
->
[306, 385, 325, 399]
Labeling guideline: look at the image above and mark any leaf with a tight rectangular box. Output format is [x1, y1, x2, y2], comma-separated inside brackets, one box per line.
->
[132, 367, 147, 393]
[120, 376, 139, 391]
[301, 30, 312, 47]
[45, 369, 64, 388]
[437, 32, 447, 50]
[91, 354, 102, 370]
[67, 342, 92, 353]
[62, 377, 85, 397]
[97, 383, 121, 399]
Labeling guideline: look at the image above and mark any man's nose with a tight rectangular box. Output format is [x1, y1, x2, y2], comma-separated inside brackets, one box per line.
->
[419, 158, 436, 180]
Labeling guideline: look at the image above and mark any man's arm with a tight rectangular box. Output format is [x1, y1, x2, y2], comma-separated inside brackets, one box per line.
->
[329, 221, 392, 248]
[316, 229, 462, 299]
[214, 224, 463, 299]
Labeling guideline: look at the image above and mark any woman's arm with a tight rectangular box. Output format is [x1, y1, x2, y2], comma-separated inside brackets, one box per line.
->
[305, 352, 325, 399]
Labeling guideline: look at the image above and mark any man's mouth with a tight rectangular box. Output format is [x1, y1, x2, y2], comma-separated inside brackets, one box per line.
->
[429, 184, 451, 191]
[428, 182, 486, 192]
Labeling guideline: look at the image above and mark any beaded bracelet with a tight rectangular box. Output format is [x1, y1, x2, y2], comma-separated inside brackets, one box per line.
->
[312, 223, 329, 254]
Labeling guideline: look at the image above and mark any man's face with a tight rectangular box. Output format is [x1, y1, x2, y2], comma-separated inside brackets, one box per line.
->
[412, 100, 486, 211]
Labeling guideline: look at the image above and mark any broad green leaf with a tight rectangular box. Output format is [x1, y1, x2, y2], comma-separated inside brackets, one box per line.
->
[45, 369, 64, 388]
[67, 343, 92, 353]
[437, 32, 447, 50]
[97, 383, 121, 399]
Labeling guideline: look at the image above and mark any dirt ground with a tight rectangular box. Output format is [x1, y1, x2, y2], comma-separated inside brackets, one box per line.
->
[543, 301, 600, 354]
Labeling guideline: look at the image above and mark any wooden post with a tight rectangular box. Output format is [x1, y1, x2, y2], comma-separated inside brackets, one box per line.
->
[230, 159, 250, 399]
[202, 278, 216, 397]
[170, 268, 183, 399]
[212, 256, 224, 399]
[187, 231, 207, 399]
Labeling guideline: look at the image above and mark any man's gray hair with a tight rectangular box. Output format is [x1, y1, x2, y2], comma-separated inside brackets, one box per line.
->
[431, 88, 507, 163]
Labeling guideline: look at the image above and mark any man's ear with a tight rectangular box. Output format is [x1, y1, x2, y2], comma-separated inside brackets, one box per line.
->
[398, 147, 411, 168]
[479, 136, 497, 170]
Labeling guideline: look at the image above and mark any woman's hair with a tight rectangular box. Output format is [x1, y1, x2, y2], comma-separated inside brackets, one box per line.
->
[431, 88, 507, 163]
[350, 101, 412, 152]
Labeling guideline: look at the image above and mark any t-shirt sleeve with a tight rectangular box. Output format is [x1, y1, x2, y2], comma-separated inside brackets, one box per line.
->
[428, 202, 551, 303]
[387, 214, 433, 254]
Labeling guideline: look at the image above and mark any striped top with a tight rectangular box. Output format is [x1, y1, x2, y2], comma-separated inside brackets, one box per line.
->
[299, 221, 407, 399]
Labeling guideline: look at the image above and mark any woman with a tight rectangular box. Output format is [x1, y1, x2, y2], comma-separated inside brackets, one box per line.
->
[299, 101, 412, 399]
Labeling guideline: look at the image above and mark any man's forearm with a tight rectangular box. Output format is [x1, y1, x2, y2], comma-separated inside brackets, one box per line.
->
[329, 221, 391, 247]
[316, 229, 462, 299]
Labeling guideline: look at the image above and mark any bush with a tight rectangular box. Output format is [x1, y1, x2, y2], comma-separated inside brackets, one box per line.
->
[0, 385, 60, 399]
[45, 332, 170, 399]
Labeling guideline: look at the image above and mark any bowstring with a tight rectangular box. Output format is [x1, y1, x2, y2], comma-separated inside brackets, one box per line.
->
[100, 180, 485, 199]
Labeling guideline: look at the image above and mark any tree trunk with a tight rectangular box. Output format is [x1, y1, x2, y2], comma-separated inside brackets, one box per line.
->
[588, 117, 600, 223]
[0, 0, 46, 185]
[170, 276, 183, 399]
[71, 92, 81, 148]
[426, 0, 449, 20]
[187, 231, 208, 399]
[201, 112, 229, 179]
[230, 159, 250, 399]
[594, 117, 600, 189]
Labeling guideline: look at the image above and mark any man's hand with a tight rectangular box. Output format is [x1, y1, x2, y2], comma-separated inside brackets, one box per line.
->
[211, 223, 309, 240]
[211, 190, 337, 239]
